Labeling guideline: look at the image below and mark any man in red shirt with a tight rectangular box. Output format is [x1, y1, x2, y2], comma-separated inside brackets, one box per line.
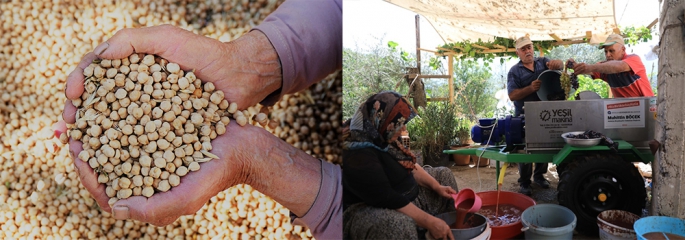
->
[573, 34, 660, 164]
[572, 34, 655, 97]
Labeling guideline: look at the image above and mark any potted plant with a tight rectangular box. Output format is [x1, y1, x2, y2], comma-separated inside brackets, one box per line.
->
[407, 101, 460, 167]
[458, 120, 490, 167]
[450, 122, 472, 166]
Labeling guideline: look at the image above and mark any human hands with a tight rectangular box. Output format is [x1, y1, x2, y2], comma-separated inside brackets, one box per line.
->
[546, 59, 563, 70]
[426, 216, 455, 240]
[530, 79, 541, 91]
[67, 120, 253, 225]
[60, 25, 282, 160]
[63, 24, 281, 113]
[57, 24, 283, 215]
[571, 62, 591, 75]
[566, 58, 576, 67]
[433, 185, 457, 199]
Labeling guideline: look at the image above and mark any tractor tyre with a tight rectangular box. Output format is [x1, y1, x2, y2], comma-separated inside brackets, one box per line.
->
[557, 154, 646, 236]
[557, 162, 568, 176]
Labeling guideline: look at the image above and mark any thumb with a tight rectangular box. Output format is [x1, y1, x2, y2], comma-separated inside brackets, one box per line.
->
[111, 196, 148, 221]
[111, 191, 181, 225]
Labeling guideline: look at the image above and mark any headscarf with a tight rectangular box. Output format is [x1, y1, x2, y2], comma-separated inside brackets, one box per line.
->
[343, 91, 418, 170]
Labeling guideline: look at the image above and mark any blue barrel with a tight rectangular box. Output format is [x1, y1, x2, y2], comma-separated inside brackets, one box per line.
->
[634, 216, 685, 240]
[521, 204, 576, 240]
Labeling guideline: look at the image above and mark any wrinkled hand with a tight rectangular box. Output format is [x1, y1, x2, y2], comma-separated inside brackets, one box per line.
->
[62, 24, 280, 113]
[571, 61, 591, 75]
[55, 24, 282, 224]
[530, 79, 541, 91]
[433, 185, 457, 199]
[426, 216, 454, 240]
[546, 59, 563, 70]
[59, 120, 263, 225]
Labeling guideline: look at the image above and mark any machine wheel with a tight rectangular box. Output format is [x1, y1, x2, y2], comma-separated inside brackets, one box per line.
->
[557, 154, 646, 236]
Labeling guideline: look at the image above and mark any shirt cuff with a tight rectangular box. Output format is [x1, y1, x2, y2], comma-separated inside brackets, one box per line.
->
[291, 160, 342, 239]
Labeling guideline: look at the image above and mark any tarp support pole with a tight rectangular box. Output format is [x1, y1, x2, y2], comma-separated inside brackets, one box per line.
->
[448, 55, 454, 104]
[415, 15, 421, 77]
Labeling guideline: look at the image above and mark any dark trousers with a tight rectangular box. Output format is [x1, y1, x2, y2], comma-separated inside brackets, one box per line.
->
[518, 163, 548, 187]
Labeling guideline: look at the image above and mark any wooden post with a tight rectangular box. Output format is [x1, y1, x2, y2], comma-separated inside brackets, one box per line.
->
[415, 15, 421, 77]
[411, 14, 427, 108]
[448, 54, 454, 103]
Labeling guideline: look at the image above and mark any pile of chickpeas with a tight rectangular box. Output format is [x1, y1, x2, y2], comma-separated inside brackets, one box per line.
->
[0, 0, 341, 239]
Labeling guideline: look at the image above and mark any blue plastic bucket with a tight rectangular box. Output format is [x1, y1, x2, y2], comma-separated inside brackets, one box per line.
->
[521, 204, 576, 240]
[634, 216, 685, 240]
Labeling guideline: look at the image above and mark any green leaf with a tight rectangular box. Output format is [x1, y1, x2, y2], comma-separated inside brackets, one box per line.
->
[388, 41, 399, 49]
[429, 56, 442, 70]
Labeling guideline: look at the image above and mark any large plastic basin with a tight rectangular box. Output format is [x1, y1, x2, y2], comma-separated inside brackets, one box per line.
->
[634, 216, 685, 240]
[476, 191, 537, 239]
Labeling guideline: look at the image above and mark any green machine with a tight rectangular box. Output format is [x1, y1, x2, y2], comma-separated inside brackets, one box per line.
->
[445, 97, 656, 236]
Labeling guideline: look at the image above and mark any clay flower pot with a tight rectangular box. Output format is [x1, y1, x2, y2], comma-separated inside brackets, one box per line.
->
[471, 155, 490, 167]
[450, 144, 471, 166]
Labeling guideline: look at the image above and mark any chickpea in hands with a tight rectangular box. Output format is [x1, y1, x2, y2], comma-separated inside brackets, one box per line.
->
[69, 53, 241, 205]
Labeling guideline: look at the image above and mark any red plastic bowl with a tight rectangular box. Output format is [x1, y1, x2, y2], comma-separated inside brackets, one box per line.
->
[476, 191, 536, 239]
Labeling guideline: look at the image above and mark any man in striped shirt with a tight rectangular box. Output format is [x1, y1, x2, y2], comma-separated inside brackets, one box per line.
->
[571, 34, 654, 97]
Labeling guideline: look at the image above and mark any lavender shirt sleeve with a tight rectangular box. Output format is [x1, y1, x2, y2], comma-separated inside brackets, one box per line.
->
[291, 160, 342, 239]
[252, 0, 342, 106]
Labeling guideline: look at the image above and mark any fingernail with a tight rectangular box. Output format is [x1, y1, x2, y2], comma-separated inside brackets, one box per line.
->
[94, 42, 110, 56]
[54, 130, 62, 139]
[113, 206, 130, 220]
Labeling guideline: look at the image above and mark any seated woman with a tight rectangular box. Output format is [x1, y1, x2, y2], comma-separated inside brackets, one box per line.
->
[343, 91, 459, 239]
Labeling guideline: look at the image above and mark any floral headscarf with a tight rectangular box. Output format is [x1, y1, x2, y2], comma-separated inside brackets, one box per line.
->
[343, 91, 418, 169]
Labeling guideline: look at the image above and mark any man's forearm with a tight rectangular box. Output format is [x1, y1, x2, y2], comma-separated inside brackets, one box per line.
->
[237, 128, 321, 217]
[225, 30, 283, 107]
[253, 0, 342, 105]
[590, 61, 631, 74]
[509, 86, 534, 101]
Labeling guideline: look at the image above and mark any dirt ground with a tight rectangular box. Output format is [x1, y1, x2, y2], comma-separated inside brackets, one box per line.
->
[417, 152, 652, 240]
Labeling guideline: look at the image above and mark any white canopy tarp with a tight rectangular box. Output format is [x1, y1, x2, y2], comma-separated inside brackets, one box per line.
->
[384, 0, 618, 43]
